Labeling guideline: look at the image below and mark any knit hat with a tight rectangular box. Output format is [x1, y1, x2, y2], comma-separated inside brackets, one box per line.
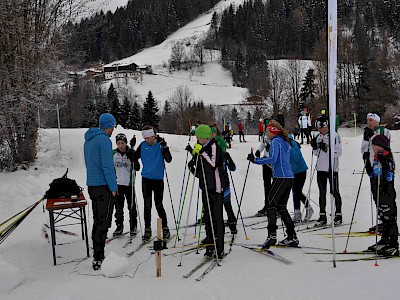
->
[372, 135, 390, 150]
[99, 113, 116, 129]
[116, 133, 127, 143]
[316, 116, 328, 128]
[266, 124, 281, 135]
[367, 113, 380, 123]
[195, 124, 212, 139]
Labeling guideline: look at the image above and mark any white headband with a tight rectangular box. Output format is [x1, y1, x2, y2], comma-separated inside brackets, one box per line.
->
[142, 129, 155, 138]
[367, 113, 380, 123]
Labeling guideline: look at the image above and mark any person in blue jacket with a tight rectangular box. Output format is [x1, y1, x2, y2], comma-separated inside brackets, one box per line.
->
[247, 120, 298, 249]
[289, 136, 314, 222]
[134, 125, 172, 242]
[84, 113, 118, 271]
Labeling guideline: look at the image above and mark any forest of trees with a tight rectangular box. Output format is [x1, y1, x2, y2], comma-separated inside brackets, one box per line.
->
[1, 0, 400, 171]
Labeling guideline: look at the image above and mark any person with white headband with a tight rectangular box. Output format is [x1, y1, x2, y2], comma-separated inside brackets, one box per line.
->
[361, 112, 391, 233]
[134, 125, 172, 241]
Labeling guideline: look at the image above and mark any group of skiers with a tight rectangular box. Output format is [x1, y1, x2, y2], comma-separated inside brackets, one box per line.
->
[84, 110, 398, 270]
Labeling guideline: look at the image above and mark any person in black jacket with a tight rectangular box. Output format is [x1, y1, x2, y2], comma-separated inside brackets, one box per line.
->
[187, 124, 226, 258]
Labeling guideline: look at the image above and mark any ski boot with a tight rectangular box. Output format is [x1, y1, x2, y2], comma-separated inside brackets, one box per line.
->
[113, 224, 124, 236]
[162, 226, 171, 240]
[278, 235, 299, 247]
[92, 259, 103, 271]
[142, 228, 152, 241]
[255, 207, 268, 217]
[261, 233, 277, 250]
[334, 213, 342, 225]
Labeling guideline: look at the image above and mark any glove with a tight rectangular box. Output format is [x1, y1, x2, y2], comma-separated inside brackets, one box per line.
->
[133, 161, 140, 171]
[319, 141, 327, 152]
[255, 150, 261, 158]
[157, 136, 167, 148]
[310, 136, 318, 149]
[247, 153, 255, 163]
[363, 152, 370, 162]
[130, 135, 136, 148]
[185, 144, 193, 153]
[193, 143, 202, 155]
[363, 128, 374, 141]
[265, 143, 271, 152]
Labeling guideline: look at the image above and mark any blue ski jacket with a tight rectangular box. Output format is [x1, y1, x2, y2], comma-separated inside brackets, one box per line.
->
[84, 128, 117, 192]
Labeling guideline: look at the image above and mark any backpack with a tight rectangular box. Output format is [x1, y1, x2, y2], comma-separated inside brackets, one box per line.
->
[45, 169, 82, 199]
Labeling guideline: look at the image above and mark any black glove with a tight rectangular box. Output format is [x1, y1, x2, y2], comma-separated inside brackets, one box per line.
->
[265, 143, 271, 152]
[247, 153, 255, 163]
[319, 141, 327, 152]
[255, 150, 261, 158]
[133, 161, 140, 171]
[310, 136, 318, 149]
[363, 128, 374, 141]
[157, 136, 167, 148]
[363, 152, 370, 162]
[185, 144, 193, 153]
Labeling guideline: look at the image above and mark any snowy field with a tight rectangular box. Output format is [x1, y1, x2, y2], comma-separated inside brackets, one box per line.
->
[1, 126, 399, 300]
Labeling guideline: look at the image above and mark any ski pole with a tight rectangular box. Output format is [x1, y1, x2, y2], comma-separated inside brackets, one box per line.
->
[178, 155, 199, 266]
[343, 163, 366, 253]
[228, 168, 249, 240]
[374, 163, 381, 267]
[132, 169, 143, 236]
[174, 171, 191, 247]
[164, 163, 179, 235]
[176, 150, 190, 223]
[199, 157, 220, 266]
[193, 185, 200, 238]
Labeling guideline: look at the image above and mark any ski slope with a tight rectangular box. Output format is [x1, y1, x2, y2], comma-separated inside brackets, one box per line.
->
[1, 127, 399, 299]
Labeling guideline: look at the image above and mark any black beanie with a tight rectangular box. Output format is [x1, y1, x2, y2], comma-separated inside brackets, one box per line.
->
[372, 135, 390, 150]
[116, 133, 128, 143]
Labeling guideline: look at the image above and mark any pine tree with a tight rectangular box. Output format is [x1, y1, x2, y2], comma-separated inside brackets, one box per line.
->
[160, 99, 175, 133]
[299, 68, 316, 111]
[108, 83, 120, 124]
[142, 91, 160, 128]
[131, 100, 142, 130]
[119, 96, 131, 128]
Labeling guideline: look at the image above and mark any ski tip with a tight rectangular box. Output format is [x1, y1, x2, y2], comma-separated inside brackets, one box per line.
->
[374, 262, 379, 267]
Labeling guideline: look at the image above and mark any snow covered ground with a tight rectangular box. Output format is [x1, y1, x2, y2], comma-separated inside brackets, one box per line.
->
[1, 126, 399, 299]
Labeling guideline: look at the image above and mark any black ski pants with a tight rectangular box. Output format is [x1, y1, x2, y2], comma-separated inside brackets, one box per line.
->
[372, 181, 398, 247]
[223, 187, 236, 223]
[114, 185, 137, 231]
[88, 186, 114, 261]
[239, 131, 245, 142]
[202, 189, 224, 254]
[142, 177, 168, 229]
[300, 128, 310, 144]
[266, 178, 295, 237]
[262, 164, 273, 209]
[317, 171, 342, 216]
[292, 171, 309, 210]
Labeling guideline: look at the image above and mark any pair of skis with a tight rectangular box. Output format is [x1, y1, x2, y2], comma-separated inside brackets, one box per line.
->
[183, 257, 219, 281]
[126, 234, 176, 257]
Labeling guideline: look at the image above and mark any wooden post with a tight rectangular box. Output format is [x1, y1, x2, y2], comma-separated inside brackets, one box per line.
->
[156, 218, 162, 277]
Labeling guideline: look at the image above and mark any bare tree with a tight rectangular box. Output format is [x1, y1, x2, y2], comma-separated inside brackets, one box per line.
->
[170, 41, 186, 70]
[0, 0, 92, 170]
[284, 59, 307, 117]
[268, 61, 290, 114]
[168, 85, 193, 133]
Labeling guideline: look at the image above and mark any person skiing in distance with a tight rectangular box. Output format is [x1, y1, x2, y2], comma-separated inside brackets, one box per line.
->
[84, 113, 117, 271]
[258, 118, 264, 141]
[361, 112, 391, 233]
[247, 120, 298, 249]
[187, 124, 226, 258]
[298, 111, 311, 144]
[366, 135, 398, 256]
[134, 125, 172, 241]
[112, 133, 140, 237]
[237, 118, 246, 142]
[254, 126, 272, 217]
[310, 115, 343, 226]
[276, 111, 285, 128]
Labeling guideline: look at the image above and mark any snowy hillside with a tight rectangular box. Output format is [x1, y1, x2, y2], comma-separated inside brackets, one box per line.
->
[0, 127, 399, 299]
[101, 0, 248, 107]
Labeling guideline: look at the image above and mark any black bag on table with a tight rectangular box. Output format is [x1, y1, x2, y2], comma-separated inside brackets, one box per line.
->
[45, 169, 82, 199]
